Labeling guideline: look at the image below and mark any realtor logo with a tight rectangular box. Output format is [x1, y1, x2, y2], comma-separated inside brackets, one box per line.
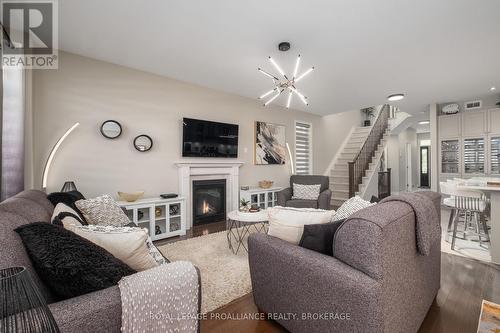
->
[1, 0, 58, 68]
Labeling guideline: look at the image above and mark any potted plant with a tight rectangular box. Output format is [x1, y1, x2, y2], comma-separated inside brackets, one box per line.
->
[239, 198, 250, 212]
[362, 107, 375, 126]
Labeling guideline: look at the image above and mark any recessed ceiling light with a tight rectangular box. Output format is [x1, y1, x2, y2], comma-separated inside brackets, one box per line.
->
[491, 86, 497, 91]
[418, 120, 430, 125]
[387, 93, 405, 101]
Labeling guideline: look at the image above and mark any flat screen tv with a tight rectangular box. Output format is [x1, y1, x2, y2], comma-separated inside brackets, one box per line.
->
[182, 118, 239, 158]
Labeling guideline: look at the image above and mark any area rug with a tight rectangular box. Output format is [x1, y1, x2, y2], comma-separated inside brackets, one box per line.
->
[477, 300, 500, 333]
[158, 230, 252, 313]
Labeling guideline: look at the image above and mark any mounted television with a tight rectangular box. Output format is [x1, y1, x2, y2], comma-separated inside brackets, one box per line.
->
[182, 118, 239, 158]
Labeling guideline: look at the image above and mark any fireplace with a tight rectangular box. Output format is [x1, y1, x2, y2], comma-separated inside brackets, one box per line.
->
[192, 179, 226, 225]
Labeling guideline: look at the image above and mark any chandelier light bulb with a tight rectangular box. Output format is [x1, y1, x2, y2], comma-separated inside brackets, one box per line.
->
[258, 68, 278, 81]
[264, 89, 283, 106]
[293, 55, 301, 79]
[269, 57, 285, 77]
[286, 90, 293, 108]
[291, 87, 308, 105]
[259, 88, 278, 99]
[295, 67, 314, 83]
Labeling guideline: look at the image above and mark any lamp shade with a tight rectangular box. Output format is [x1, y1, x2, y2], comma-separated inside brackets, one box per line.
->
[0, 267, 60, 333]
[60, 181, 77, 193]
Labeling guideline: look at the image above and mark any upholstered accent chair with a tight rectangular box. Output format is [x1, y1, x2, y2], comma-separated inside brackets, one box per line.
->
[277, 175, 332, 210]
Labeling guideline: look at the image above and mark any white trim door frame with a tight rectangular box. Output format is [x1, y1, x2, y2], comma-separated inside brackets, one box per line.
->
[406, 143, 412, 192]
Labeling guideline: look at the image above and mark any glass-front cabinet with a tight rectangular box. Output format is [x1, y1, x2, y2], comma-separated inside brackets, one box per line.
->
[463, 137, 485, 174]
[491, 136, 500, 175]
[440, 139, 460, 174]
[118, 197, 186, 241]
[240, 187, 281, 210]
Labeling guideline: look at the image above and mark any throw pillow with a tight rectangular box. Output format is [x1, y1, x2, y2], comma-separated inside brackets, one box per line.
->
[332, 195, 375, 221]
[51, 203, 83, 229]
[299, 219, 346, 256]
[70, 225, 159, 271]
[14, 222, 135, 300]
[291, 183, 321, 200]
[146, 236, 169, 264]
[47, 191, 87, 224]
[267, 206, 335, 244]
[75, 194, 130, 227]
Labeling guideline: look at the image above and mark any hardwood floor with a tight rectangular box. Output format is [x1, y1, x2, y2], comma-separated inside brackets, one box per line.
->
[155, 221, 500, 333]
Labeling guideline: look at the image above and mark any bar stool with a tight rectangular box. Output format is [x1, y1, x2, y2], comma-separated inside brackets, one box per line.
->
[440, 181, 489, 249]
[440, 181, 461, 242]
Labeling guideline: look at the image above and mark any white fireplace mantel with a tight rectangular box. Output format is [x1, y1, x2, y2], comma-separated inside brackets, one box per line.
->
[175, 161, 244, 229]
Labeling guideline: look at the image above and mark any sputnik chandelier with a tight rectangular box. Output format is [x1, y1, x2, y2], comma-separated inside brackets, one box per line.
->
[257, 42, 314, 108]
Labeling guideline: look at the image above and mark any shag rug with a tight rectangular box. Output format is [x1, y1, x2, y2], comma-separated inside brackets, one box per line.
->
[158, 230, 252, 313]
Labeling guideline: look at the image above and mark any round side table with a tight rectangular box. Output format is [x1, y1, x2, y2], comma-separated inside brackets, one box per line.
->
[227, 209, 269, 254]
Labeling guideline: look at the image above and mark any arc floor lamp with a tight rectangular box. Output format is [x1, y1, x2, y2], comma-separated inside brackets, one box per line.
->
[41, 122, 80, 191]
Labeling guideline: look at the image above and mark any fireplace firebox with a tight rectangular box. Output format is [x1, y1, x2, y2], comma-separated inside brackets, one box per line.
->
[192, 179, 226, 225]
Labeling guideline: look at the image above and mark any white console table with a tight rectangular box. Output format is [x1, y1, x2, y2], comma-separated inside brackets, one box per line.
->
[240, 186, 282, 210]
[117, 197, 186, 241]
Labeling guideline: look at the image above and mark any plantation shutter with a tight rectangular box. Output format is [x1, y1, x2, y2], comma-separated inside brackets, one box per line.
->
[295, 121, 312, 175]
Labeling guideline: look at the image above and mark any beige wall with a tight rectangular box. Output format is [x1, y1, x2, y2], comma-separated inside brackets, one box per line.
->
[32, 52, 329, 197]
[315, 109, 362, 174]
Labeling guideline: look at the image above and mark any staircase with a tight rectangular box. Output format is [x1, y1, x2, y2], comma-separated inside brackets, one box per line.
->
[329, 105, 391, 208]
[330, 126, 371, 207]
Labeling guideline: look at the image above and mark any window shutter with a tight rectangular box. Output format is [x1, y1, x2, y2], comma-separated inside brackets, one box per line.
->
[295, 121, 312, 175]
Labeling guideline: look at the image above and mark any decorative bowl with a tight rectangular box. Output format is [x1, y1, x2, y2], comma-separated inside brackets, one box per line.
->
[258, 180, 274, 189]
[118, 191, 145, 202]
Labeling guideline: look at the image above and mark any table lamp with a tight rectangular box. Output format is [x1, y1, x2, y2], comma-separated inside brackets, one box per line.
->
[0, 266, 60, 332]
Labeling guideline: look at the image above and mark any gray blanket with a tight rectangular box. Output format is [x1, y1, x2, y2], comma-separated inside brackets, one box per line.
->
[380, 192, 440, 255]
[119, 261, 200, 333]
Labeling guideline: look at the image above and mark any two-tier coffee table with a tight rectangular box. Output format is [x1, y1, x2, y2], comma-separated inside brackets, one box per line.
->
[227, 209, 269, 254]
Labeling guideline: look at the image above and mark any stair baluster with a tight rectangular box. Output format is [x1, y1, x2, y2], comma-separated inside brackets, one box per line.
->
[348, 104, 390, 198]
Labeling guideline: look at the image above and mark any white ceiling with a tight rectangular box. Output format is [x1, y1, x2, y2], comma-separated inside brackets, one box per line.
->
[59, 0, 500, 116]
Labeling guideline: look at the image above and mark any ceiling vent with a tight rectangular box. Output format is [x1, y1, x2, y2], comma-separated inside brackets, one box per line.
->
[464, 100, 482, 111]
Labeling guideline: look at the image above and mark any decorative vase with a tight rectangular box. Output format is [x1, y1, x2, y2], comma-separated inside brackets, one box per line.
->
[155, 207, 162, 217]
[155, 225, 161, 235]
[169, 205, 179, 216]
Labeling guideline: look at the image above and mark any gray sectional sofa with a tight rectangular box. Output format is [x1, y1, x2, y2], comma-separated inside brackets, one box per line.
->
[249, 191, 441, 333]
[0, 190, 200, 333]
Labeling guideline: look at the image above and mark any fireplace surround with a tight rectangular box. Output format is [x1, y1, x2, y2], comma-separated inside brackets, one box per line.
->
[175, 161, 243, 229]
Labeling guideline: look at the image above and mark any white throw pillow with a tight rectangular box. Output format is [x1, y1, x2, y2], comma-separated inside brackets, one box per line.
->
[51, 203, 83, 229]
[75, 194, 130, 227]
[145, 236, 167, 266]
[267, 206, 335, 244]
[70, 225, 159, 271]
[291, 183, 322, 200]
[332, 196, 375, 221]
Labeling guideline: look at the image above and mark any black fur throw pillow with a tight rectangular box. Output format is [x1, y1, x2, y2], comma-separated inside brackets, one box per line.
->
[15, 222, 136, 300]
[47, 191, 87, 224]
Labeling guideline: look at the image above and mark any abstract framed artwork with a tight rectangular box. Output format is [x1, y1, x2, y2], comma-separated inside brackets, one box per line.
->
[254, 121, 286, 165]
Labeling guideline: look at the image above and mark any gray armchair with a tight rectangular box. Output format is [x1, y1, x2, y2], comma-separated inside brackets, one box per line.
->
[277, 175, 332, 210]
